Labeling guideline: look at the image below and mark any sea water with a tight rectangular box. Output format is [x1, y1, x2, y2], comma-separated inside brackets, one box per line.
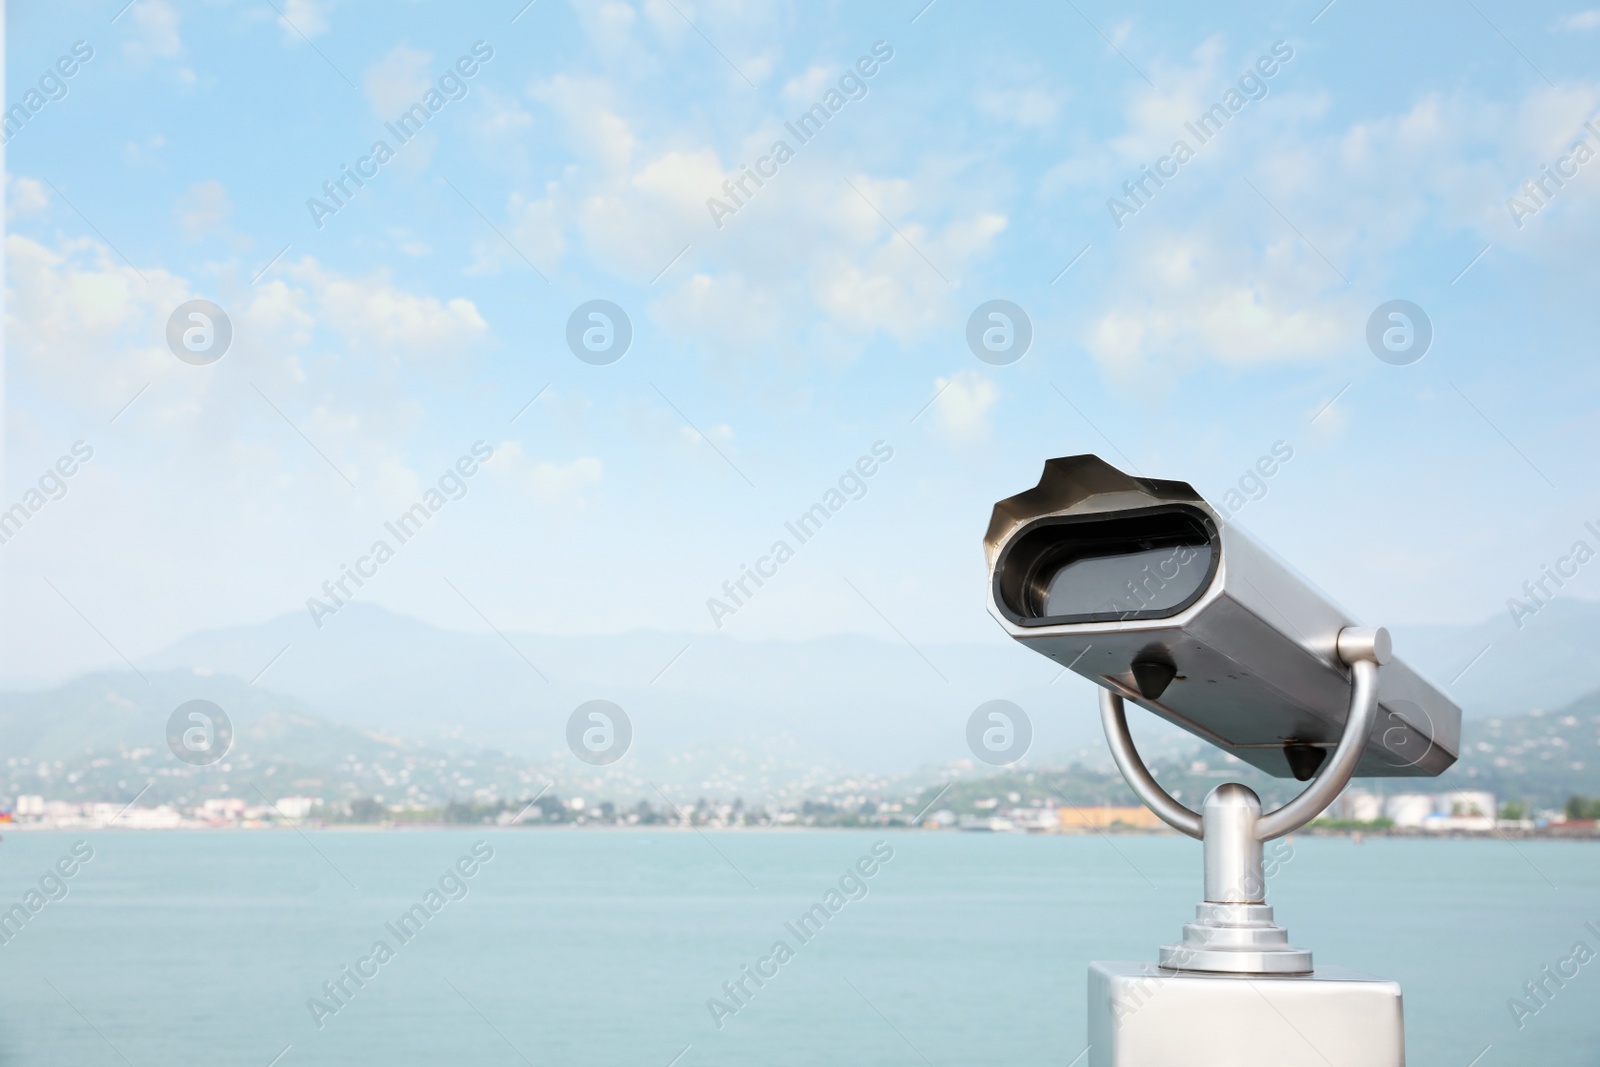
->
[0, 830, 1593, 1065]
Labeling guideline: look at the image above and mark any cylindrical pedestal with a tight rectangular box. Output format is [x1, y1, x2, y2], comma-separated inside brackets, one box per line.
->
[1203, 784, 1264, 903]
[1160, 783, 1312, 975]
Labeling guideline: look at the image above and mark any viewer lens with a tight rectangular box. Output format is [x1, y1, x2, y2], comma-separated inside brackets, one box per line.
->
[995, 506, 1217, 625]
[1042, 543, 1213, 618]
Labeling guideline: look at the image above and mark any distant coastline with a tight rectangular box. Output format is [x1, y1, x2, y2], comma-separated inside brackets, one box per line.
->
[6, 808, 1597, 840]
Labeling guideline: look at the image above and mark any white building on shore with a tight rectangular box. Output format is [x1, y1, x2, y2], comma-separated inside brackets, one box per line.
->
[1335, 788, 1496, 831]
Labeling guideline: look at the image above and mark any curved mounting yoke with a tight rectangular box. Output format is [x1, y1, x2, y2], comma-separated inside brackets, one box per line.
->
[1098, 626, 1388, 975]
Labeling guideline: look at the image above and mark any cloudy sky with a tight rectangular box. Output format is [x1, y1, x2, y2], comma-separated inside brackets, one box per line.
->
[4, 0, 1600, 683]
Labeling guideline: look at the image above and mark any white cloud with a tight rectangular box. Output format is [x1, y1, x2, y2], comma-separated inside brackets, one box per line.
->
[782, 65, 837, 105]
[123, 0, 182, 62]
[644, 181, 1007, 370]
[652, 270, 786, 357]
[531, 76, 636, 174]
[489, 29, 999, 367]
[565, 145, 721, 277]
[490, 441, 605, 505]
[279, 0, 331, 41]
[583, 0, 643, 59]
[633, 148, 726, 215]
[506, 189, 566, 274]
[472, 79, 717, 279]
[812, 177, 1007, 345]
[7, 176, 49, 219]
[1093, 36, 1233, 181]
[286, 258, 489, 361]
[5, 236, 491, 431]
[385, 228, 432, 257]
[175, 180, 232, 239]
[1085, 231, 1347, 377]
[123, 135, 167, 166]
[636, 0, 677, 38]
[240, 277, 318, 359]
[741, 52, 776, 86]
[4, 234, 186, 414]
[2, 231, 523, 636]
[930, 371, 999, 439]
[477, 87, 535, 135]
[630, 0, 774, 85]
[977, 86, 1062, 129]
[1072, 57, 1600, 376]
[1564, 9, 1600, 29]
[363, 44, 432, 118]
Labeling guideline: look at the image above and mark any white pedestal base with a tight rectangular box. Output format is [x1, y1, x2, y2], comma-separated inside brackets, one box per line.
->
[1087, 961, 1405, 1067]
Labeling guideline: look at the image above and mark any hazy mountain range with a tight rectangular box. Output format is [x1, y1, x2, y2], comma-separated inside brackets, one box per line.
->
[1390, 596, 1600, 719]
[2, 595, 1598, 807]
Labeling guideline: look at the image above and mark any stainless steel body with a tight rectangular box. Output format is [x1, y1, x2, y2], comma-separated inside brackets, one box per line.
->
[983, 457, 1433, 1059]
[1088, 961, 1405, 1067]
[984, 455, 1460, 779]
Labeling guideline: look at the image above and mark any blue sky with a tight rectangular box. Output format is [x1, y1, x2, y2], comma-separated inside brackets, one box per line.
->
[4, 0, 1600, 682]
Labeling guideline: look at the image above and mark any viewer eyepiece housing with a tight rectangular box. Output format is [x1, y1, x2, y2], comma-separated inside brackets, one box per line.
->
[984, 455, 1459, 780]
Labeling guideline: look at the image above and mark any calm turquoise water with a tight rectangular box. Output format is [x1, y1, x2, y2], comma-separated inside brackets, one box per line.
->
[0, 830, 1594, 1065]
